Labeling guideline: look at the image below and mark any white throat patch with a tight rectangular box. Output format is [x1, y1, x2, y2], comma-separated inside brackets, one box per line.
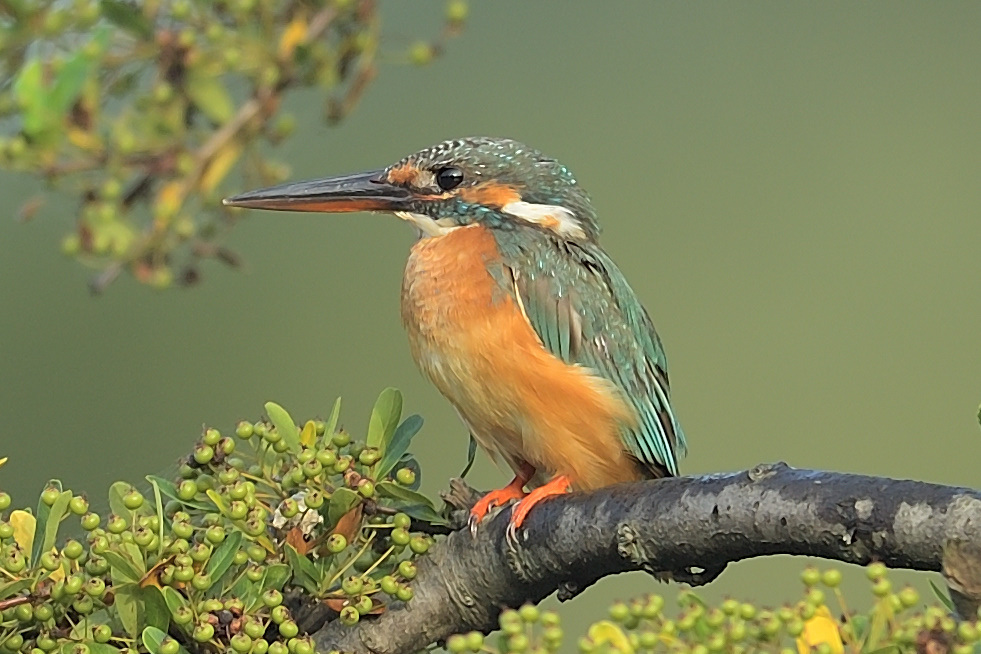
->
[395, 211, 458, 238]
[501, 201, 585, 240]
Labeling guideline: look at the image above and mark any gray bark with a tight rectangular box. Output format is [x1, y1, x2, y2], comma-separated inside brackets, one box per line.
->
[313, 462, 981, 654]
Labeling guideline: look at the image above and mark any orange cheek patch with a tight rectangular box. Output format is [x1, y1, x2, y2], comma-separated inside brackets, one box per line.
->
[387, 164, 418, 185]
[457, 182, 521, 209]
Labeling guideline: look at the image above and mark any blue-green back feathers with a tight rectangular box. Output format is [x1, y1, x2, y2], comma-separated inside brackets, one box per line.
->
[494, 229, 686, 477]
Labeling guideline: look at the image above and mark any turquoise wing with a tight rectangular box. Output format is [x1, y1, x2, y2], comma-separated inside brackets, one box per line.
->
[499, 235, 686, 477]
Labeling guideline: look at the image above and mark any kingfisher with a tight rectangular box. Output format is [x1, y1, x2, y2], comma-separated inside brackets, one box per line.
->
[224, 137, 686, 538]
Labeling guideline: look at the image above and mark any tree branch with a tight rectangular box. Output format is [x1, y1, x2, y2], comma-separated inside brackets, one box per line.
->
[313, 462, 981, 654]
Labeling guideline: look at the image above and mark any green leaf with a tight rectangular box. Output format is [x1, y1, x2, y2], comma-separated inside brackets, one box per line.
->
[34, 485, 71, 564]
[146, 475, 210, 511]
[323, 397, 342, 437]
[114, 583, 142, 638]
[148, 477, 166, 557]
[141, 626, 166, 654]
[929, 579, 957, 612]
[161, 586, 188, 616]
[108, 481, 131, 518]
[366, 387, 402, 452]
[284, 544, 321, 595]
[265, 401, 301, 453]
[0, 578, 32, 600]
[187, 69, 234, 124]
[100, 0, 153, 39]
[377, 414, 422, 479]
[327, 488, 362, 528]
[13, 59, 50, 137]
[142, 625, 191, 654]
[261, 563, 291, 592]
[204, 529, 243, 583]
[48, 51, 92, 115]
[143, 586, 170, 631]
[103, 550, 143, 585]
[461, 434, 478, 478]
[375, 481, 446, 524]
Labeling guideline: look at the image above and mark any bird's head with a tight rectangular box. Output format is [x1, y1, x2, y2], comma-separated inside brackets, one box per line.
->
[224, 137, 601, 241]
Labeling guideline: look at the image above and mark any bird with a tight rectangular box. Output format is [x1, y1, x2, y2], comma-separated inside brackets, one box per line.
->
[224, 137, 686, 539]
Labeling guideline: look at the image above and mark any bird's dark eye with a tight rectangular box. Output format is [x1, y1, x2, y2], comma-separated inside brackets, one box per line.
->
[435, 167, 464, 191]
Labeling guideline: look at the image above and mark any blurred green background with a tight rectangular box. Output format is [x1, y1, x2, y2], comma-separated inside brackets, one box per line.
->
[2, 0, 980, 627]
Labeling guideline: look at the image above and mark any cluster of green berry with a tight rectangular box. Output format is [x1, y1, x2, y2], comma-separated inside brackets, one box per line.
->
[0, 0, 468, 291]
[0, 391, 441, 654]
[442, 564, 974, 654]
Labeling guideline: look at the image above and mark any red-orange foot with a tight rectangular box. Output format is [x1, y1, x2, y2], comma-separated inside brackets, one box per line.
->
[469, 463, 535, 534]
[506, 475, 572, 546]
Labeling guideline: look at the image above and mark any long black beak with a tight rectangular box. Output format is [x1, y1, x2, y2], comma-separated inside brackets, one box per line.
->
[223, 170, 412, 213]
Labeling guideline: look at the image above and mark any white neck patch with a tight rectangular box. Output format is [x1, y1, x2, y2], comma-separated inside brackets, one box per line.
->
[501, 201, 585, 240]
[395, 211, 458, 238]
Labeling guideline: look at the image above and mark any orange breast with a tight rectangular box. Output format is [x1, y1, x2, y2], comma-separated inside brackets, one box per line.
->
[400, 224, 644, 490]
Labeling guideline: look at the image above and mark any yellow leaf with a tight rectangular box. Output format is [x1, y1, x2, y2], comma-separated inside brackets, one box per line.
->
[199, 141, 242, 194]
[796, 606, 844, 654]
[9, 510, 36, 553]
[0, 457, 7, 469]
[66, 127, 102, 151]
[155, 181, 185, 225]
[300, 421, 317, 448]
[279, 15, 308, 59]
[587, 621, 634, 654]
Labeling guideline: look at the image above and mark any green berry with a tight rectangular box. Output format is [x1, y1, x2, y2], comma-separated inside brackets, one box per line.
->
[1, 634, 24, 652]
[519, 604, 540, 623]
[14, 603, 32, 622]
[866, 562, 887, 581]
[244, 618, 265, 639]
[339, 605, 359, 625]
[292, 637, 314, 654]
[396, 584, 414, 602]
[205, 525, 226, 545]
[326, 534, 347, 553]
[395, 468, 416, 486]
[390, 528, 410, 546]
[40, 487, 61, 507]
[409, 535, 430, 554]
[230, 633, 252, 653]
[898, 586, 919, 608]
[39, 551, 60, 571]
[92, 624, 112, 644]
[193, 444, 215, 465]
[447, 635, 467, 653]
[380, 575, 399, 595]
[0, 492, 10, 511]
[0, 522, 13, 540]
[177, 479, 197, 501]
[801, 567, 820, 587]
[278, 620, 299, 639]
[871, 579, 891, 597]
[203, 428, 221, 446]
[228, 500, 248, 520]
[159, 638, 180, 654]
[342, 576, 364, 596]
[123, 489, 145, 510]
[465, 631, 484, 652]
[193, 622, 215, 643]
[191, 572, 212, 591]
[357, 480, 375, 498]
[820, 568, 842, 588]
[392, 513, 411, 530]
[398, 560, 417, 580]
[73, 594, 94, 614]
[267, 643, 288, 654]
[270, 605, 290, 625]
[252, 640, 269, 654]
[67, 495, 88, 515]
[280, 498, 299, 519]
[262, 589, 284, 608]
[34, 603, 53, 621]
[316, 449, 337, 467]
[64, 573, 84, 595]
[332, 431, 351, 447]
[84, 577, 106, 597]
[304, 490, 325, 509]
[235, 421, 254, 439]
